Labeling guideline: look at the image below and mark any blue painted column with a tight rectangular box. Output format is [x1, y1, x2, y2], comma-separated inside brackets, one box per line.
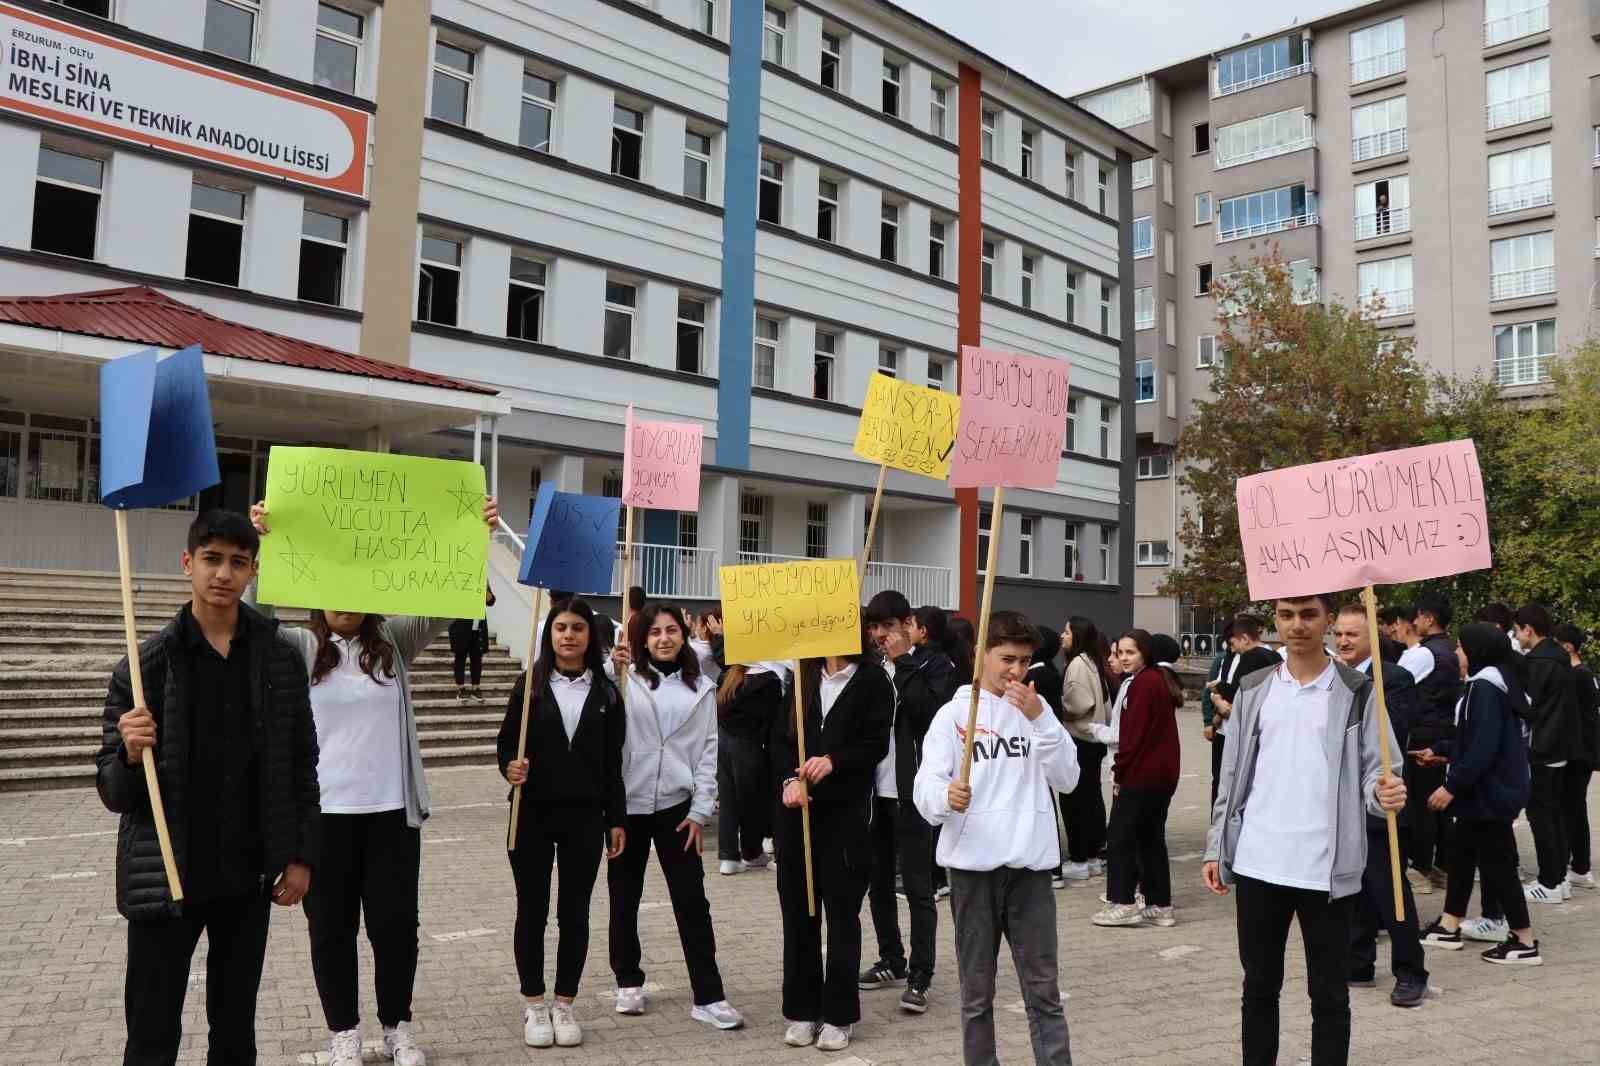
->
[715, 0, 763, 471]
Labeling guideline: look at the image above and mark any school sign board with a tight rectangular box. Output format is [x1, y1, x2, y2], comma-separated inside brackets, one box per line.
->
[0, 2, 369, 196]
[1236, 439, 1492, 601]
[852, 373, 961, 480]
[621, 406, 702, 511]
[517, 483, 622, 595]
[949, 347, 1071, 490]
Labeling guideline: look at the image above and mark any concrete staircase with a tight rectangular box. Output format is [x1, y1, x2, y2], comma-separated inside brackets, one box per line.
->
[0, 568, 519, 792]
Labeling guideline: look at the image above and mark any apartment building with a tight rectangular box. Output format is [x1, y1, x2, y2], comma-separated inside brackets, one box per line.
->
[1075, 0, 1597, 641]
[0, 0, 1144, 630]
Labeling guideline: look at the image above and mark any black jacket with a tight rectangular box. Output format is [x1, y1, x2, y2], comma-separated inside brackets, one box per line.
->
[1407, 634, 1462, 747]
[892, 646, 957, 802]
[1363, 659, 1419, 830]
[95, 603, 321, 921]
[1440, 675, 1530, 823]
[1524, 639, 1582, 765]
[1218, 646, 1279, 704]
[770, 664, 893, 884]
[1575, 664, 1599, 765]
[719, 667, 783, 742]
[498, 672, 627, 831]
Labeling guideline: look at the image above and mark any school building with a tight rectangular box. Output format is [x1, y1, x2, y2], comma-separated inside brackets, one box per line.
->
[0, 0, 1145, 633]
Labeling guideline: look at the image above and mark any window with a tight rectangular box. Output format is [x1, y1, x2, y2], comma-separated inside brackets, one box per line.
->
[1135, 359, 1155, 402]
[1489, 231, 1554, 300]
[51, 0, 111, 13]
[603, 281, 636, 358]
[696, 0, 716, 36]
[1355, 175, 1411, 239]
[754, 315, 779, 388]
[611, 105, 644, 180]
[813, 331, 835, 400]
[820, 31, 841, 90]
[1193, 121, 1210, 154]
[1137, 452, 1172, 479]
[878, 347, 900, 378]
[929, 85, 948, 139]
[416, 235, 461, 326]
[500, 257, 546, 342]
[313, 4, 363, 93]
[683, 129, 711, 201]
[1133, 217, 1153, 258]
[1197, 334, 1217, 368]
[1133, 287, 1154, 330]
[1136, 540, 1171, 566]
[1064, 523, 1080, 580]
[762, 5, 786, 65]
[1164, 300, 1176, 345]
[1214, 107, 1314, 169]
[1195, 262, 1213, 296]
[1020, 254, 1035, 309]
[1065, 271, 1078, 323]
[1099, 525, 1115, 581]
[25, 414, 95, 504]
[927, 356, 950, 391]
[1216, 183, 1315, 242]
[1351, 95, 1407, 161]
[739, 493, 771, 557]
[1018, 516, 1035, 577]
[1349, 17, 1405, 84]
[1098, 402, 1113, 458]
[817, 179, 838, 242]
[1163, 231, 1175, 275]
[1065, 395, 1078, 451]
[880, 202, 900, 263]
[676, 297, 705, 373]
[0, 412, 20, 499]
[981, 109, 996, 162]
[1485, 0, 1550, 47]
[805, 503, 829, 559]
[1485, 58, 1550, 130]
[1358, 255, 1414, 317]
[977, 506, 991, 574]
[298, 208, 347, 305]
[928, 218, 946, 278]
[1487, 143, 1552, 215]
[882, 61, 901, 117]
[520, 73, 557, 153]
[678, 512, 700, 552]
[1162, 161, 1173, 205]
[1215, 35, 1308, 96]
[1097, 165, 1110, 214]
[1065, 151, 1077, 200]
[758, 156, 783, 224]
[1100, 282, 1117, 337]
[430, 41, 474, 125]
[1020, 130, 1035, 181]
[1131, 158, 1153, 189]
[980, 239, 995, 296]
[1194, 191, 1213, 225]
[1078, 81, 1151, 128]
[1493, 317, 1555, 386]
[204, 0, 256, 63]
[32, 146, 102, 259]
[185, 183, 245, 286]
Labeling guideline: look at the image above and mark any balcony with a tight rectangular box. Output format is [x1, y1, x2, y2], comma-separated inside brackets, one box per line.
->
[1217, 210, 1319, 243]
[1495, 353, 1552, 388]
[735, 551, 955, 608]
[1134, 310, 1155, 331]
[1487, 178, 1552, 216]
[1216, 60, 1312, 98]
[1352, 127, 1407, 162]
[1214, 135, 1316, 170]
[1486, 91, 1550, 131]
[1484, 3, 1549, 47]
[1354, 206, 1411, 240]
[1490, 265, 1555, 301]
[1350, 49, 1406, 85]
[1362, 288, 1415, 317]
[612, 542, 720, 600]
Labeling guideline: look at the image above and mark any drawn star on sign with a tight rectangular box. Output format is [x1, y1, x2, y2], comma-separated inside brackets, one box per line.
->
[279, 538, 316, 582]
[446, 479, 485, 520]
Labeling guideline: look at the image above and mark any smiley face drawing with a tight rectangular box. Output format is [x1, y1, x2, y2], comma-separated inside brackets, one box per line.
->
[1456, 511, 1483, 547]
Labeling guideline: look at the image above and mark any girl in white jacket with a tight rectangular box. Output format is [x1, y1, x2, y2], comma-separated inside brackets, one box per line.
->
[607, 603, 744, 1032]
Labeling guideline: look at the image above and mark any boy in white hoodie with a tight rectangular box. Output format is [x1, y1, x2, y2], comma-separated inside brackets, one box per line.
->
[914, 611, 1080, 1066]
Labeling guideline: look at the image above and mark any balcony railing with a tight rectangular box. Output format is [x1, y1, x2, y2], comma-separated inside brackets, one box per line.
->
[1362, 288, 1415, 317]
[1217, 211, 1319, 243]
[1354, 206, 1411, 240]
[862, 560, 955, 610]
[1352, 127, 1407, 162]
[612, 542, 721, 600]
[1350, 48, 1406, 85]
[1484, 3, 1549, 47]
[1214, 135, 1315, 171]
[1134, 312, 1155, 331]
[1215, 59, 1312, 98]
[1490, 265, 1555, 301]
[1486, 91, 1550, 131]
[1487, 178, 1552, 216]
[1495, 353, 1552, 388]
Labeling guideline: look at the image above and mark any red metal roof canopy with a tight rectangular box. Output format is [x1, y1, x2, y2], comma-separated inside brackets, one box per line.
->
[0, 286, 496, 395]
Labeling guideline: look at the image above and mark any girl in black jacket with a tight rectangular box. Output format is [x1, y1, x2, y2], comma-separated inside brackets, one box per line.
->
[715, 661, 783, 874]
[772, 630, 894, 1053]
[497, 597, 627, 1048]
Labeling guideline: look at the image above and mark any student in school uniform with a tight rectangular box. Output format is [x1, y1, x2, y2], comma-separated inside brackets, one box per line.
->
[714, 657, 783, 876]
[1553, 622, 1598, 892]
[1057, 616, 1115, 884]
[773, 626, 895, 1052]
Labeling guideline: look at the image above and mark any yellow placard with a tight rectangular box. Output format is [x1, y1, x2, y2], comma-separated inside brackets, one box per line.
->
[852, 372, 961, 480]
[719, 558, 862, 664]
[256, 446, 489, 619]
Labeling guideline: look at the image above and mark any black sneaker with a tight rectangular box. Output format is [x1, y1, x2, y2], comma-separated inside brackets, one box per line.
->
[858, 962, 906, 990]
[1390, 975, 1427, 1008]
[1420, 919, 1463, 950]
[1481, 936, 1542, 966]
[900, 983, 929, 1014]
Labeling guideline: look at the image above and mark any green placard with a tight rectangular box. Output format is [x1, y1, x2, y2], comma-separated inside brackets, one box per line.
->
[256, 446, 488, 619]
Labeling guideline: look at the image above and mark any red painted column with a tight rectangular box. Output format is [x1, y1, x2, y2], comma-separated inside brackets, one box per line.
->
[955, 62, 982, 619]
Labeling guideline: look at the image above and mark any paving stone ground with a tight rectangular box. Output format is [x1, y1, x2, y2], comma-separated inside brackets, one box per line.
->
[4, 729, 1597, 1065]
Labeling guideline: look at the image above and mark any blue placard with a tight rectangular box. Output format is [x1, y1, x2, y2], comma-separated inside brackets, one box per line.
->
[518, 483, 621, 595]
[99, 345, 221, 510]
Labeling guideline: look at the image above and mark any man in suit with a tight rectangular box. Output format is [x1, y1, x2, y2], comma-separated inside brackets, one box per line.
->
[1332, 604, 1428, 1008]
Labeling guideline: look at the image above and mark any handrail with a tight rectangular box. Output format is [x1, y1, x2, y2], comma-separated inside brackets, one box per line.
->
[1217, 211, 1319, 244]
[1484, 3, 1548, 46]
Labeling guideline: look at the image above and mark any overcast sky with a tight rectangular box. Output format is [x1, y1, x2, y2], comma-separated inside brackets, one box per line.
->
[895, 0, 1344, 96]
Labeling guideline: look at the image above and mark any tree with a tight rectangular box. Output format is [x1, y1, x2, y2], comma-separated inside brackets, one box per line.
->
[1159, 251, 1431, 614]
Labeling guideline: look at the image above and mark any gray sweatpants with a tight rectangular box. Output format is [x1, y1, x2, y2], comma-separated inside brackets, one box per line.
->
[948, 866, 1071, 1065]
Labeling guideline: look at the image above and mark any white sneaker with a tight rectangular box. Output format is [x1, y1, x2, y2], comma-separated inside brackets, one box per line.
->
[764, 836, 775, 855]
[1099, 890, 1145, 906]
[614, 986, 646, 1015]
[329, 1028, 363, 1066]
[784, 1020, 818, 1047]
[1524, 881, 1565, 904]
[1140, 904, 1176, 927]
[1059, 861, 1092, 881]
[551, 1002, 582, 1047]
[690, 1000, 745, 1030]
[933, 884, 951, 901]
[816, 1023, 852, 1051]
[1462, 916, 1509, 943]
[719, 859, 742, 876]
[381, 1021, 425, 1066]
[1091, 902, 1145, 927]
[523, 1004, 553, 1048]
[1087, 858, 1105, 876]
[1561, 878, 1573, 900]
[1568, 870, 1597, 891]
[744, 853, 772, 870]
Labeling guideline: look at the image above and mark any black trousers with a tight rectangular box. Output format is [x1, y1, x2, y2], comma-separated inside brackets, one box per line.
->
[1235, 876, 1353, 1066]
[1402, 760, 1450, 872]
[608, 799, 726, 1006]
[1562, 761, 1593, 876]
[1527, 763, 1569, 889]
[716, 728, 769, 862]
[866, 797, 938, 984]
[1209, 732, 1226, 810]
[1445, 818, 1531, 931]
[303, 810, 421, 1031]
[1348, 826, 1427, 984]
[778, 843, 870, 1027]
[509, 805, 605, 999]
[449, 621, 485, 686]
[1105, 786, 1172, 907]
[1060, 738, 1108, 864]
[123, 891, 271, 1066]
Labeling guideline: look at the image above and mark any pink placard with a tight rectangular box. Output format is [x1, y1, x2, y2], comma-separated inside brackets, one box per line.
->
[1236, 439, 1491, 601]
[949, 347, 1072, 489]
[621, 405, 703, 511]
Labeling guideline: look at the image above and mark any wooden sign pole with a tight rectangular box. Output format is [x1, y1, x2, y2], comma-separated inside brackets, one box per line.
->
[113, 510, 183, 901]
[856, 462, 888, 581]
[959, 487, 1005, 784]
[506, 586, 545, 852]
[619, 505, 635, 708]
[792, 663, 817, 917]
[1361, 585, 1407, 917]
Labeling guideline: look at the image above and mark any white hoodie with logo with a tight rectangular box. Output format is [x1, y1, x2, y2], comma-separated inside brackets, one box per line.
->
[913, 685, 1081, 872]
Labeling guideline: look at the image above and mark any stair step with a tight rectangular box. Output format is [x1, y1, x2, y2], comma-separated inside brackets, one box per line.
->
[0, 744, 97, 769]
[0, 725, 99, 748]
[0, 765, 97, 792]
